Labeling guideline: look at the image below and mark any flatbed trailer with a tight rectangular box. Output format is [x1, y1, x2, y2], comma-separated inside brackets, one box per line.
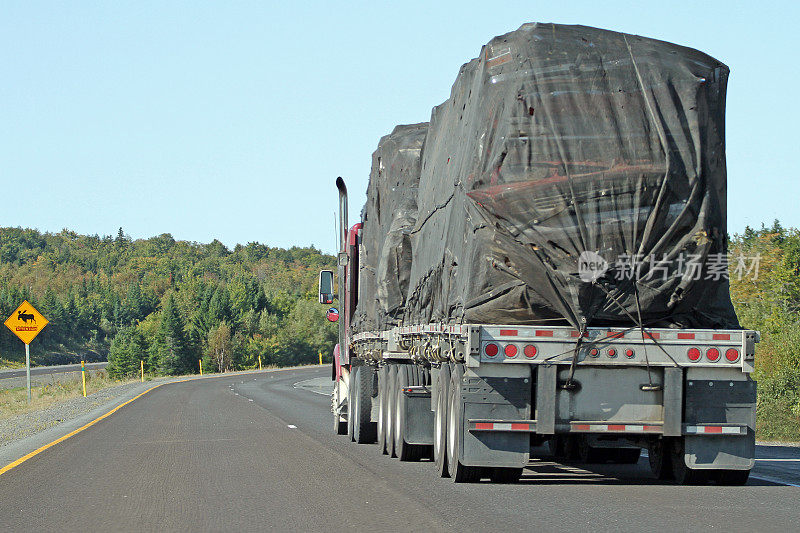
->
[323, 182, 758, 485]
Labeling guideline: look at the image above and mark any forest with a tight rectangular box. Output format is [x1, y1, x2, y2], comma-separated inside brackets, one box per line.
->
[1, 223, 798, 438]
[728, 222, 800, 439]
[0, 227, 337, 376]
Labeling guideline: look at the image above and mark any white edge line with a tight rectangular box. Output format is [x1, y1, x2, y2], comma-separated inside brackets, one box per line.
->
[750, 474, 800, 488]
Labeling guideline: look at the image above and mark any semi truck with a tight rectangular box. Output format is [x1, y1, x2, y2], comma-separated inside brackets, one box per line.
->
[319, 23, 758, 484]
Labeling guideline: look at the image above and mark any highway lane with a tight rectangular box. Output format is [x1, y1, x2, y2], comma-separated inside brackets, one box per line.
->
[0, 366, 798, 532]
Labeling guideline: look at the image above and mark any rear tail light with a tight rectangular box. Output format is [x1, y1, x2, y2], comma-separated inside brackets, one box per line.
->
[524, 344, 537, 358]
[706, 348, 720, 362]
[625, 349, 635, 358]
[484, 343, 498, 357]
[504, 344, 518, 358]
[607, 348, 617, 358]
[589, 348, 599, 357]
[725, 348, 740, 362]
[687, 347, 701, 361]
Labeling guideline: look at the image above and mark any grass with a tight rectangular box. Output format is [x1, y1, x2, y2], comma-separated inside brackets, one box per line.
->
[0, 358, 24, 370]
[0, 371, 144, 421]
[757, 398, 800, 442]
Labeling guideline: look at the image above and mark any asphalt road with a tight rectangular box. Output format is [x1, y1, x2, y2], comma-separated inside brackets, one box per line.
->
[0, 366, 798, 532]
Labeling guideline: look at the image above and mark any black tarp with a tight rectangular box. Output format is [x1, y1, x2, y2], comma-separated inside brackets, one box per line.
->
[353, 123, 428, 332]
[357, 23, 739, 332]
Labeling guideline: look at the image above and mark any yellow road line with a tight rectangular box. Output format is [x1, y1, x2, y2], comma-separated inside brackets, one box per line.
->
[0, 367, 310, 477]
[0, 383, 165, 477]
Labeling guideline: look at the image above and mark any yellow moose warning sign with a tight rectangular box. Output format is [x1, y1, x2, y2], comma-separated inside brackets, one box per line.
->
[4, 300, 49, 345]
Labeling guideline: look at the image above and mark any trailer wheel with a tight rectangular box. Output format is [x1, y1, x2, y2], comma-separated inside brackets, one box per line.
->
[613, 448, 642, 464]
[669, 437, 705, 485]
[353, 365, 377, 444]
[394, 365, 420, 461]
[447, 364, 481, 483]
[489, 467, 523, 484]
[713, 469, 750, 485]
[332, 378, 347, 435]
[577, 436, 606, 463]
[648, 439, 672, 480]
[347, 367, 356, 442]
[377, 366, 389, 454]
[434, 364, 451, 477]
[385, 365, 398, 457]
[549, 436, 577, 461]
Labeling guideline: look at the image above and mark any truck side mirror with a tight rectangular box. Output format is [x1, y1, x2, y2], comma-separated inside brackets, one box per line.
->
[326, 307, 340, 322]
[319, 270, 334, 304]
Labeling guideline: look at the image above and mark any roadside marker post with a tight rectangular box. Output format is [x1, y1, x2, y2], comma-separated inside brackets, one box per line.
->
[4, 301, 49, 403]
[199, 359, 203, 375]
[81, 361, 87, 397]
[318, 350, 323, 365]
[140, 360, 144, 382]
[258, 356, 262, 371]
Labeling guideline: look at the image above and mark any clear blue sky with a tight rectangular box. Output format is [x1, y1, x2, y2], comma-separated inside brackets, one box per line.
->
[2, 1, 797, 254]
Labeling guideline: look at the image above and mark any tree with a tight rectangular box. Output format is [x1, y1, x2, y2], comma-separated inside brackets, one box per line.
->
[152, 294, 194, 375]
[108, 326, 149, 378]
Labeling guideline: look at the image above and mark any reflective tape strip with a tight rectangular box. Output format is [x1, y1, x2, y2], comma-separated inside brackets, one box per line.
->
[571, 423, 662, 433]
[469, 421, 536, 432]
[684, 425, 745, 435]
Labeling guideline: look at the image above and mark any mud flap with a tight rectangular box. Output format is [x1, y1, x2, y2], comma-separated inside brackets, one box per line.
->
[460, 374, 531, 468]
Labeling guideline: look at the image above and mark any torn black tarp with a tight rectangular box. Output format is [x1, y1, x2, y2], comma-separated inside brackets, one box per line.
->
[356, 23, 739, 333]
[353, 123, 428, 332]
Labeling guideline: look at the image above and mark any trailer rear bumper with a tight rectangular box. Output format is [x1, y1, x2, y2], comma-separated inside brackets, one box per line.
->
[468, 419, 749, 436]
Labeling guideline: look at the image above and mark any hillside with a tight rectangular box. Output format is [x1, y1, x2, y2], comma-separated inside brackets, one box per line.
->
[0, 227, 336, 375]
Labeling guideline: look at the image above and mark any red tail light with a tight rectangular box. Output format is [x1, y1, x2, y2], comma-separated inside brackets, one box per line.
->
[589, 348, 599, 357]
[485, 343, 498, 357]
[706, 348, 720, 362]
[524, 344, 537, 358]
[725, 348, 739, 362]
[607, 348, 617, 357]
[504, 344, 518, 358]
[625, 349, 635, 358]
[687, 348, 701, 361]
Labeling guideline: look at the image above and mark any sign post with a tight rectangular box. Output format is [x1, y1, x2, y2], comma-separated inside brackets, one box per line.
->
[81, 360, 87, 397]
[4, 301, 49, 403]
[25, 343, 31, 402]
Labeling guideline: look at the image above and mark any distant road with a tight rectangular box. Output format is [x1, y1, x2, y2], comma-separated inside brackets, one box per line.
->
[0, 366, 798, 531]
[0, 362, 108, 390]
[0, 362, 108, 380]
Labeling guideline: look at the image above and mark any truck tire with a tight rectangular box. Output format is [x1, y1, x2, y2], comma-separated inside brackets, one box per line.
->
[332, 378, 347, 435]
[347, 368, 356, 442]
[648, 438, 672, 480]
[409, 366, 433, 460]
[394, 365, 421, 461]
[434, 364, 451, 477]
[447, 364, 481, 483]
[549, 436, 577, 461]
[713, 469, 750, 485]
[377, 366, 389, 454]
[613, 448, 642, 464]
[353, 365, 377, 444]
[489, 467, 523, 483]
[669, 437, 705, 485]
[385, 365, 398, 457]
